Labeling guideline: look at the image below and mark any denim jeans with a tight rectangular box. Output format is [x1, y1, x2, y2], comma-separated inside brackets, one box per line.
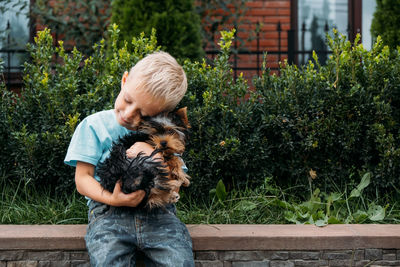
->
[85, 200, 194, 267]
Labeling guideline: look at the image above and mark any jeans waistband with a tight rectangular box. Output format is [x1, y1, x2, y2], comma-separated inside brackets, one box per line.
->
[88, 200, 176, 216]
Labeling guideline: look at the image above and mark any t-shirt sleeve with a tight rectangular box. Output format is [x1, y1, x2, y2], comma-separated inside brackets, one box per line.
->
[64, 119, 103, 167]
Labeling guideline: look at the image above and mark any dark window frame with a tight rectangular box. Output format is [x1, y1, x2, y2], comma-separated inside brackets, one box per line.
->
[290, 0, 363, 65]
[1, 0, 35, 91]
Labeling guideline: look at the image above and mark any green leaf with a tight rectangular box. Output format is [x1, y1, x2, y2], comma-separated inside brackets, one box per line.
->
[235, 200, 257, 212]
[350, 172, 371, 198]
[353, 210, 369, 223]
[315, 219, 327, 227]
[368, 204, 385, 221]
[327, 192, 342, 203]
[327, 216, 343, 224]
[284, 211, 301, 224]
[215, 179, 227, 202]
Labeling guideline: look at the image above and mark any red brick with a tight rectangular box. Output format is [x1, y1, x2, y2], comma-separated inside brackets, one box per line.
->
[262, 23, 280, 31]
[237, 62, 259, 69]
[266, 54, 279, 62]
[281, 23, 291, 31]
[265, 1, 290, 9]
[246, 8, 278, 16]
[264, 16, 290, 24]
[260, 39, 278, 47]
[238, 23, 258, 31]
[277, 8, 291, 16]
[247, 16, 264, 24]
[246, 1, 265, 8]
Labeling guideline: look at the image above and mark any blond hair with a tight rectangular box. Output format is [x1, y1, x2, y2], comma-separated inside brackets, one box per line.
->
[127, 51, 187, 111]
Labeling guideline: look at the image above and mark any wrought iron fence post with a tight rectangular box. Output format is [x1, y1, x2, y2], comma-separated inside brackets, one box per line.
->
[7, 20, 11, 90]
[287, 29, 295, 65]
[211, 29, 215, 60]
[324, 20, 329, 42]
[233, 22, 237, 81]
[301, 22, 306, 65]
[257, 21, 260, 76]
[277, 21, 281, 64]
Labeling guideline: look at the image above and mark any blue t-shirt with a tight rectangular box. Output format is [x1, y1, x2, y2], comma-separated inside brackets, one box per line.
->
[64, 109, 131, 182]
[64, 109, 188, 205]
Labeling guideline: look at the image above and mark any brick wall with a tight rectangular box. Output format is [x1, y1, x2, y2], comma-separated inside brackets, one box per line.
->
[245, 0, 290, 78]
[33, 0, 291, 83]
[2, 248, 400, 267]
[205, 0, 292, 81]
[1, 224, 400, 267]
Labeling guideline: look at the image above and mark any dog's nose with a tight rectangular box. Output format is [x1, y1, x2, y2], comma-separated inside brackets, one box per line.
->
[160, 141, 167, 147]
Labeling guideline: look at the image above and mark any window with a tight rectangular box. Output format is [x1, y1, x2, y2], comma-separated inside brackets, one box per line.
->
[292, 0, 377, 65]
[362, 0, 377, 50]
[0, 0, 30, 75]
[297, 0, 348, 64]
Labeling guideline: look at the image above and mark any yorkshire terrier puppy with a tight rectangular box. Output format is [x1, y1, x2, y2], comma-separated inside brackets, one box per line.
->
[97, 107, 190, 209]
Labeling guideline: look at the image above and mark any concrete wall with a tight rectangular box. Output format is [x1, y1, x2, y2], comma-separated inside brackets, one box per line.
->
[1, 224, 400, 267]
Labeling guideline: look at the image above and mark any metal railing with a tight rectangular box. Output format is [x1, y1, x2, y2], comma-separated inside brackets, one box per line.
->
[205, 21, 333, 78]
[1, 21, 334, 88]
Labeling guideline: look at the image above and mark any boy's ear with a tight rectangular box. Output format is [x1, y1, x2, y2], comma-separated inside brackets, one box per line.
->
[175, 107, 190, 128]
[121, 71, 129, 87]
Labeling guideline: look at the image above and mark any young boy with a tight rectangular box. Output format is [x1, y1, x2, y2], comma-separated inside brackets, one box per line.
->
[64, 51, 194, 266]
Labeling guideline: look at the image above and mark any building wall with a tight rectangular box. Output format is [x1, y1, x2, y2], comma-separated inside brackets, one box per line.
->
[1, 247, 400, 266]
[204, 0, 292, 82]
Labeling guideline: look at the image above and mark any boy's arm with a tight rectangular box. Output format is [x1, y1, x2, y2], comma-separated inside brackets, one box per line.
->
[75, 161, 145, 207]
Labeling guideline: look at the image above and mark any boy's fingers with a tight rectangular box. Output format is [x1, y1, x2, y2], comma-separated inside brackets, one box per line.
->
[113, 180, 122, 192]
[128, 190, 145, 206]
[130, 190, 145, 200]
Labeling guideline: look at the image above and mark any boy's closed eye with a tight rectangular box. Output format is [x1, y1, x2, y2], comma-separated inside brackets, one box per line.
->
[123, 97, 145, 117]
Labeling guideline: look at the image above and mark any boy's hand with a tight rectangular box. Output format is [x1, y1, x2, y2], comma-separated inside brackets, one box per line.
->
[110, 182, 146, 207]
[75, 161, 146, 207]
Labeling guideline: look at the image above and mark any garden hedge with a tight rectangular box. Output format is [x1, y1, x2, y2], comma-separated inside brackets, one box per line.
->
[371, 0, 400, 50]
[1, 26, 399, 199]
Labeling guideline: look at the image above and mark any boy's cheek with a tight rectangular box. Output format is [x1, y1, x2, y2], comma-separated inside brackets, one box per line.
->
[126, 142, 154, 158]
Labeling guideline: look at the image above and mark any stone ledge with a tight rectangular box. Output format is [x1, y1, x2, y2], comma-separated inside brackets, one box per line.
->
[0, 224, 399, 251]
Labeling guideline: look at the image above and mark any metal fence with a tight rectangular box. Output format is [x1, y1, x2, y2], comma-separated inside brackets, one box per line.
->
[205, 21, 333, 79]
[1, 21, 333, 88]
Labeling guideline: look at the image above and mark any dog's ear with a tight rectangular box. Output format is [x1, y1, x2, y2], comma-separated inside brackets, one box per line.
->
[175, 107, 190, 128]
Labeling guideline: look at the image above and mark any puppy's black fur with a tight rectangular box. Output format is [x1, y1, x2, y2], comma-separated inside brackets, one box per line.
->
[97, 132, 170, 200]
[96, 108, 190, 209]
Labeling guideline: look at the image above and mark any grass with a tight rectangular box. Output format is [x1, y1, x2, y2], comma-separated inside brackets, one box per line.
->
[0, 178, 87, 224]
[0, 175, 399, 225]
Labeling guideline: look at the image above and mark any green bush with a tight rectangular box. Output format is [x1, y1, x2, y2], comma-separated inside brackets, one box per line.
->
[181, 30, 271, 196]
[111, 0, 203, 60]
[181, 30, 400, 198]
[1, 26, 399, 200]
[0, 25, 160, 193]
[371, 0, 400, 50]
[252, 32, 400, 193]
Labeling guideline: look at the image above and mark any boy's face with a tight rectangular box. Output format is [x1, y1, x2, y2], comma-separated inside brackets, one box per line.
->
[115, 71, 165, 130]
